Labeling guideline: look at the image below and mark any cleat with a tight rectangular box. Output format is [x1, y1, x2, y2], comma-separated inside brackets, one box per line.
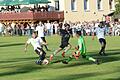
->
[75, 47, 78, 50]
[62, 60, 68, 64]
[103, 52, 107, 56]
[50, 54, 53, 61]
[99, 52, 102, 56]
[62, 52, 65, 57]
[95, 59, 100, 65]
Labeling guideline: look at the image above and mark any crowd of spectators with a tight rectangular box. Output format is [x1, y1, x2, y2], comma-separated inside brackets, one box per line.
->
[0, 20, 120, 37]
[0, 21, 58, 36]
[0, 5, 49, 13]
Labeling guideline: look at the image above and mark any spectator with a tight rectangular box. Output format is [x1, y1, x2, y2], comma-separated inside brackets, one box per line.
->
[45, 21, 51, 36]
[0, 22, 4, 36]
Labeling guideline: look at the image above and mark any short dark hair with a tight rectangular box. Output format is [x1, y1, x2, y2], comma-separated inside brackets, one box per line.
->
[99, 21, 105, 27]
[32, 31, 37, 34]
[76, 31, 81, 36]
[100, 21, 104, 25]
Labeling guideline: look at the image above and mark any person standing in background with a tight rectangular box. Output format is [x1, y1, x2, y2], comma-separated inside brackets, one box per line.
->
[36, 22, 50, 51]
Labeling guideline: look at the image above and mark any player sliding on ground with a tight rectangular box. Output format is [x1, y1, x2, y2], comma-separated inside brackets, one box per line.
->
[50, 26, 72, 61]
[24, 31, 49, 65]
[62, 30, 100, 65]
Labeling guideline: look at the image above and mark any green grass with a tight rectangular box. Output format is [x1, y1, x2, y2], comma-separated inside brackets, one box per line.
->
[0, 35, 120, 80]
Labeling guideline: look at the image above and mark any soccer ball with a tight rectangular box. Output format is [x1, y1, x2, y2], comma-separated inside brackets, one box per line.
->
[42, 59, 49, 65]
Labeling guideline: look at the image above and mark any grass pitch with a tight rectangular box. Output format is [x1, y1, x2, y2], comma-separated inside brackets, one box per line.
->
[0, 35, 120, 80]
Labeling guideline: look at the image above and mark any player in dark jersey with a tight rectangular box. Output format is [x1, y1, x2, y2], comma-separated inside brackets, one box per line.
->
[50, 26, 72, 61]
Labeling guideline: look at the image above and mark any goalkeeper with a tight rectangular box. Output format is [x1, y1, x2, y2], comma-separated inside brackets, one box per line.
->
[62, 30, 100, 65]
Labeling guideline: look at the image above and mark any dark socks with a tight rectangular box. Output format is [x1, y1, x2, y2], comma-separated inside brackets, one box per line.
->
[99, 46, 106, 55]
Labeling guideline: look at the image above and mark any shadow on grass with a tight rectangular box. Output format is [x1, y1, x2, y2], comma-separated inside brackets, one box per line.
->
[0, 42, 8, 44]
[98, 56, 120, 63]
[0, 55, 51, 64]
[0, 64, 44, 77]
[1, 49, 119, 69]
[50, 69, 120, 80]
[52, 49, 120, 69]
[106, 49, 120, 56]
[0, 43, 25, 47]
[88, 49, 120, 56]
[90, 49, 120, 64]
[0, 49, 120, 77]
[0, 57, 38, 64]
[104, 78, 120, 80]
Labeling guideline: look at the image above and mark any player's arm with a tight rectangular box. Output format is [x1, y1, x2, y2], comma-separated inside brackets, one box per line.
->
[35, 27, 38, 31]
[24, 39, 30, 52]
[44, 25, 47, 32]
[78, 43, 82, 52]
[77, 41, 83, 55]
[24, 42, 29, 52]
[92, 32, 95, 40]
[92, 28, 96, 40]
[67, 28, 73, 38]
[75, 45, 79, 50]
[74, 43, 82, 56]
[104, 27, 107, 35]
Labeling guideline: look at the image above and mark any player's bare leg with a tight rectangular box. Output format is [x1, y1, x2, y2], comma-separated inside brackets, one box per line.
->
[50, 48, 63, 61]
[62, 44, 71, 57]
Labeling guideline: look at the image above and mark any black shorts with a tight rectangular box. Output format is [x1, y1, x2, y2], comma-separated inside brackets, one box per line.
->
[41, 37, 46, 43]
[60, 42, 69, 49]
[99, 38, 106, 45]
[35, 47, 46, 60]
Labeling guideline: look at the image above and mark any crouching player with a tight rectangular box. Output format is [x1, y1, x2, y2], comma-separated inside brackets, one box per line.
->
[62, 30, 100, 65]
[24, 31, 48, 65]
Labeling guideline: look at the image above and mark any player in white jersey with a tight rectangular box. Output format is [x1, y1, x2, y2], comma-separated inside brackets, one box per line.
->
[25, 31, 48, 65]
[36, 22, 50, 51]
[92, 22, 107, 56]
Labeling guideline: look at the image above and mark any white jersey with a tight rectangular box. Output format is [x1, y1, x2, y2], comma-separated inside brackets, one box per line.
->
[36, 25, 45, 37]
[46, 23, 51, 30]
[27, 37, 43, 50]
[95, 23, 99, 27]
[0, 24, 3, 32]
[94, 27, 106, 39]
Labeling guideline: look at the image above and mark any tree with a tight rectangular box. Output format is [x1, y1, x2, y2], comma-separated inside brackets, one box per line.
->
[115, 0, 120, 15]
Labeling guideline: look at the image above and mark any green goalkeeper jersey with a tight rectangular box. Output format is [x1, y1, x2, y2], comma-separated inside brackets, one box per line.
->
[78, 36, 86, 54]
